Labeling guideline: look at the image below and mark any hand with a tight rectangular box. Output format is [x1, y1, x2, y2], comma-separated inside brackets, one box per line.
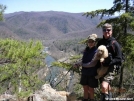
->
[102, 61, 109, 67]
[73, 63, 80, 68]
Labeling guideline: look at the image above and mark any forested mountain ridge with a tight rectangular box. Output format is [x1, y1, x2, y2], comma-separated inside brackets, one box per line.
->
[0, 11, 102, 41]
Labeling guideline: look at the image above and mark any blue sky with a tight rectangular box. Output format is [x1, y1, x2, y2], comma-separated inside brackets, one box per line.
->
[1, 0, 114, 14]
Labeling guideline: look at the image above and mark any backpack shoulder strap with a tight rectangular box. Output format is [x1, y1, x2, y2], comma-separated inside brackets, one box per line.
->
[111, 40, 116, 53]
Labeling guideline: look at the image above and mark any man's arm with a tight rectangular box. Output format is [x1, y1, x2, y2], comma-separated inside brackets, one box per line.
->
[109, 41, 122, 66]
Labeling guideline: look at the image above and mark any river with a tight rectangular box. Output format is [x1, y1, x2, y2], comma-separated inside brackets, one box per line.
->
[44, 48, 74, 91]
[45, 55, 61, 87]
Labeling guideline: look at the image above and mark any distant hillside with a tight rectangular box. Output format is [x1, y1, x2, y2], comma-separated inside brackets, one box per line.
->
[0, 11, 102, 41]
[0, 11, 103, 59]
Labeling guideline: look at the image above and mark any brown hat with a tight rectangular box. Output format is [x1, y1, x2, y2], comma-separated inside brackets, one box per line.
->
[88, 34, 97, 41]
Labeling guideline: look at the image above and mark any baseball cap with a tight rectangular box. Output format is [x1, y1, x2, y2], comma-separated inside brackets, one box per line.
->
[88, 34, 97, 41]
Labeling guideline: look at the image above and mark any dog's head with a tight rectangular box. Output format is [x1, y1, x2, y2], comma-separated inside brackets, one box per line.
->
[97, 45, 108, 62]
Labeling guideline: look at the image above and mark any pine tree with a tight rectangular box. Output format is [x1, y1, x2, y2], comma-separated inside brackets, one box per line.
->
[0, 38, 46, 97]
[83, 0, 134, 37]
[0, 4, 6, 21]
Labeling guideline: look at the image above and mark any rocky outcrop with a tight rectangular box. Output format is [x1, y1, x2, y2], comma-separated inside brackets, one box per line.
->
[0, 84, 77, 101]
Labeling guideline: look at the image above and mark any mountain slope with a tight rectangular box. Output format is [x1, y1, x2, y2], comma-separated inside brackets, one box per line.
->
[0, 11, 101, 40]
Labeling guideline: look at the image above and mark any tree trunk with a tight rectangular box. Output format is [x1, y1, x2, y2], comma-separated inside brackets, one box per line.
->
[118, 65, 124, 95]
[124, 0, 129, 35]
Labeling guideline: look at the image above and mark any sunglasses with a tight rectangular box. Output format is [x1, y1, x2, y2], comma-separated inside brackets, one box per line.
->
[88, 40, 95, 43]
[103, 29, 111, 32]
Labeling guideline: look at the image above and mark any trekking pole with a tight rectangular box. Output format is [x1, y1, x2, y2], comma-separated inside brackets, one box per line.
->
[54, 66, 73, 88]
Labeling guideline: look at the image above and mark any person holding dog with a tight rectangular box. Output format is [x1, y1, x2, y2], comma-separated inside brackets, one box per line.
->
[97, 23, 122, 101]
[74, 34, 99, 101]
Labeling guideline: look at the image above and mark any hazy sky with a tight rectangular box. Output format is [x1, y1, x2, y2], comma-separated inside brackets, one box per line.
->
[1, 0, 114, 14]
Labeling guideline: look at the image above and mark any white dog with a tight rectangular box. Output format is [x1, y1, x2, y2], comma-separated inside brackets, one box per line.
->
[92, 45, 109, 79]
